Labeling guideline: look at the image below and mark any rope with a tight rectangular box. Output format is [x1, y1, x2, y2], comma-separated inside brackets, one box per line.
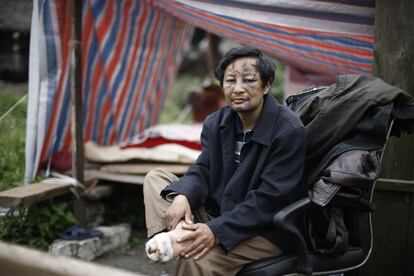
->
[0, 94, 27, 123]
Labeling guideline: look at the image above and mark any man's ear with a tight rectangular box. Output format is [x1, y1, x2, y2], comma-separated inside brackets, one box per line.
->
[264, 82, 271, 95]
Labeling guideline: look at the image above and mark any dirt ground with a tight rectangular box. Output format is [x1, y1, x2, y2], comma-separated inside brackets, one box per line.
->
[95, 231, 175, 276]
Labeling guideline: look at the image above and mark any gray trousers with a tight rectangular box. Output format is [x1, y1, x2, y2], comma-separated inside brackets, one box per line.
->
[143, 168, 282, 276]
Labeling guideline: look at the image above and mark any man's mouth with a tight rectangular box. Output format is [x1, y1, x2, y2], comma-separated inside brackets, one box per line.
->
[232, 98, 248, 104]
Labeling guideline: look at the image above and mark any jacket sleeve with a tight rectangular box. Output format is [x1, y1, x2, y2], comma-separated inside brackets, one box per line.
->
[207, 126, 306, 252]
[160, 122, 210, 209]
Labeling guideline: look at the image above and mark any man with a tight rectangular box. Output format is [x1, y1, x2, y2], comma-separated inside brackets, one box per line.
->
[144, 47, 306, 275]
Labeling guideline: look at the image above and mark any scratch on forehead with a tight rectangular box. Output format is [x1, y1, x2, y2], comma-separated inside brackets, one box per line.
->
[241, 60, 259, 75]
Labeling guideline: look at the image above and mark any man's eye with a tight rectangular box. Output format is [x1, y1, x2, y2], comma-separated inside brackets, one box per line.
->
[225, 79, 235, 83]
[245, 79, 256, 82]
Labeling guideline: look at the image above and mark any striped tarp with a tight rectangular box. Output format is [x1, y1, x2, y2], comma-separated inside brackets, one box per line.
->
[25, 0, 193, 181]
[25, 0, 375, 181]
[155, 0, 374, 75]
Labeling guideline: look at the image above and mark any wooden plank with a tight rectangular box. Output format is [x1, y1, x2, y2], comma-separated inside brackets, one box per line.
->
[0, 182, 72, 208]
[0, 241, 141, 276]
[84, 170, 146, 185]
[375, 178, 414, 193]
[100, 163, 189, 175]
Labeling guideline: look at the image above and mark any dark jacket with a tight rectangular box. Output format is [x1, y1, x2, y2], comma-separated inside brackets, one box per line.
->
[287, 74, 414, 172]
[161, 95, 306, 253]
[287, 74, 414, 187]
[287, 74, 414, 255]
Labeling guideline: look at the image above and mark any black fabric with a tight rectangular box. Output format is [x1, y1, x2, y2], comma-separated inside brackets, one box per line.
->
[286, 74, 414, 257]
[238, 246, 366, 275]
[287, 74, 414, 183]
[307, 206, 349, 255]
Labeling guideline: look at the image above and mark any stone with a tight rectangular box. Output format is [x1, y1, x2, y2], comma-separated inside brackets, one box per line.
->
[49, 223, 131, 261]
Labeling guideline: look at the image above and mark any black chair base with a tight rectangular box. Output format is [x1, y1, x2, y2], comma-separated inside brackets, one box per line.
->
[238, 247, 367, 276]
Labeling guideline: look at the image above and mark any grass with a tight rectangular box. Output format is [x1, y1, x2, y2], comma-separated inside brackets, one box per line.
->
[0, 90, 27, 191]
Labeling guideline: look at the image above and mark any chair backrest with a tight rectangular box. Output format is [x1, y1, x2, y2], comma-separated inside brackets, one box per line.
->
[343, 119, 395, 266]
[310, 118, 395, 274]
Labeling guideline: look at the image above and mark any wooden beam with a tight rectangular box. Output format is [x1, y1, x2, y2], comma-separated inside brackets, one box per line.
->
[84, 170, 146, 185]
[0, 182, 72, 208]
[0, 241, 142, 276]
[100, 163, 189, 175]
[70, 0, 86, 226]
[70, 0, 84, 184]
[376, 178, 414, 193]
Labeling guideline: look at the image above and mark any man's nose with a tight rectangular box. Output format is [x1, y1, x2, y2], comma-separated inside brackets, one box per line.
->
[234, 79, 245, 93]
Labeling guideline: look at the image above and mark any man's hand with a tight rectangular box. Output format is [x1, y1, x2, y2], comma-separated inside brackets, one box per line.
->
[177, 223, 217, 260]
[165, 194, 193, 230]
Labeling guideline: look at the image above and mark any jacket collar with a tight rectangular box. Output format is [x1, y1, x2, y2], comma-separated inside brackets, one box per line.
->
[251, 95, 280, 146]
[219, 95, 281, 146]
[218, 95, 280, 146]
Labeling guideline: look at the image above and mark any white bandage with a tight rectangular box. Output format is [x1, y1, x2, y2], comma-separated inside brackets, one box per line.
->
[145, 232, 174, 262]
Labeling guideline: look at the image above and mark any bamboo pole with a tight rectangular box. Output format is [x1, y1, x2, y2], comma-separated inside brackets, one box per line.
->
[0, 241, 142, 276]
[207, 33, 219, 82]
[70, 0, 86, 225]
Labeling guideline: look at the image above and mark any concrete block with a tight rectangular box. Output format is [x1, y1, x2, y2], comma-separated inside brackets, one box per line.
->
[49, 224, 131, 261]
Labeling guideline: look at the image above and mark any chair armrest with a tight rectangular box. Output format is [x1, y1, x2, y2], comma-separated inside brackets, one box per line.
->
[273, 197, 316, 275]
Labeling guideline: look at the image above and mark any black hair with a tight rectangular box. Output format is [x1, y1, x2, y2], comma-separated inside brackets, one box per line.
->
[214, 47, 276, 88]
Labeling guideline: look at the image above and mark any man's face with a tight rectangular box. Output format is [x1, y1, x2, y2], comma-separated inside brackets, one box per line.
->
[222, 57, 269, 115]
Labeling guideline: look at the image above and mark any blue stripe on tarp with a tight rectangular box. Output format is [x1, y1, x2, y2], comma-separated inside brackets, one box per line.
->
[52, 68, 71, 156]
[102, 1, 121, 68]
[313, 0, 375, 8]
[200, 0, 374, 25]
[42, 0, 59, 132]
[82, 32, 99, 127]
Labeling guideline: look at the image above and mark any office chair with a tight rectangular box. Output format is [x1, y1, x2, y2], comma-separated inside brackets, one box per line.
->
[238, 120, 395, 276]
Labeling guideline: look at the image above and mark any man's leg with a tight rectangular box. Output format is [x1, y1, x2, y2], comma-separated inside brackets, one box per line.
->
[176, 235, 282, 276]
[143, 168, 179, 237]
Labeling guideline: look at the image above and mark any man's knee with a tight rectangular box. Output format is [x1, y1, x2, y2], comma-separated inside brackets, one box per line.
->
[176, 247, 232, 275]
[144, 168, 171, 197]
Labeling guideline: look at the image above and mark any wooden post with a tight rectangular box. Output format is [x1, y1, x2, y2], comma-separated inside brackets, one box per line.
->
[373, 0, 414, 179]
[70, 0, 86, 226]
[207, 33, 220, 82]
[0, 241, 142, 276]
[358, 1, 414, 275]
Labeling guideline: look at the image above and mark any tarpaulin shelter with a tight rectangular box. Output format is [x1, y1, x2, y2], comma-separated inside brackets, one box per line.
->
[25, 0, 375, 181]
